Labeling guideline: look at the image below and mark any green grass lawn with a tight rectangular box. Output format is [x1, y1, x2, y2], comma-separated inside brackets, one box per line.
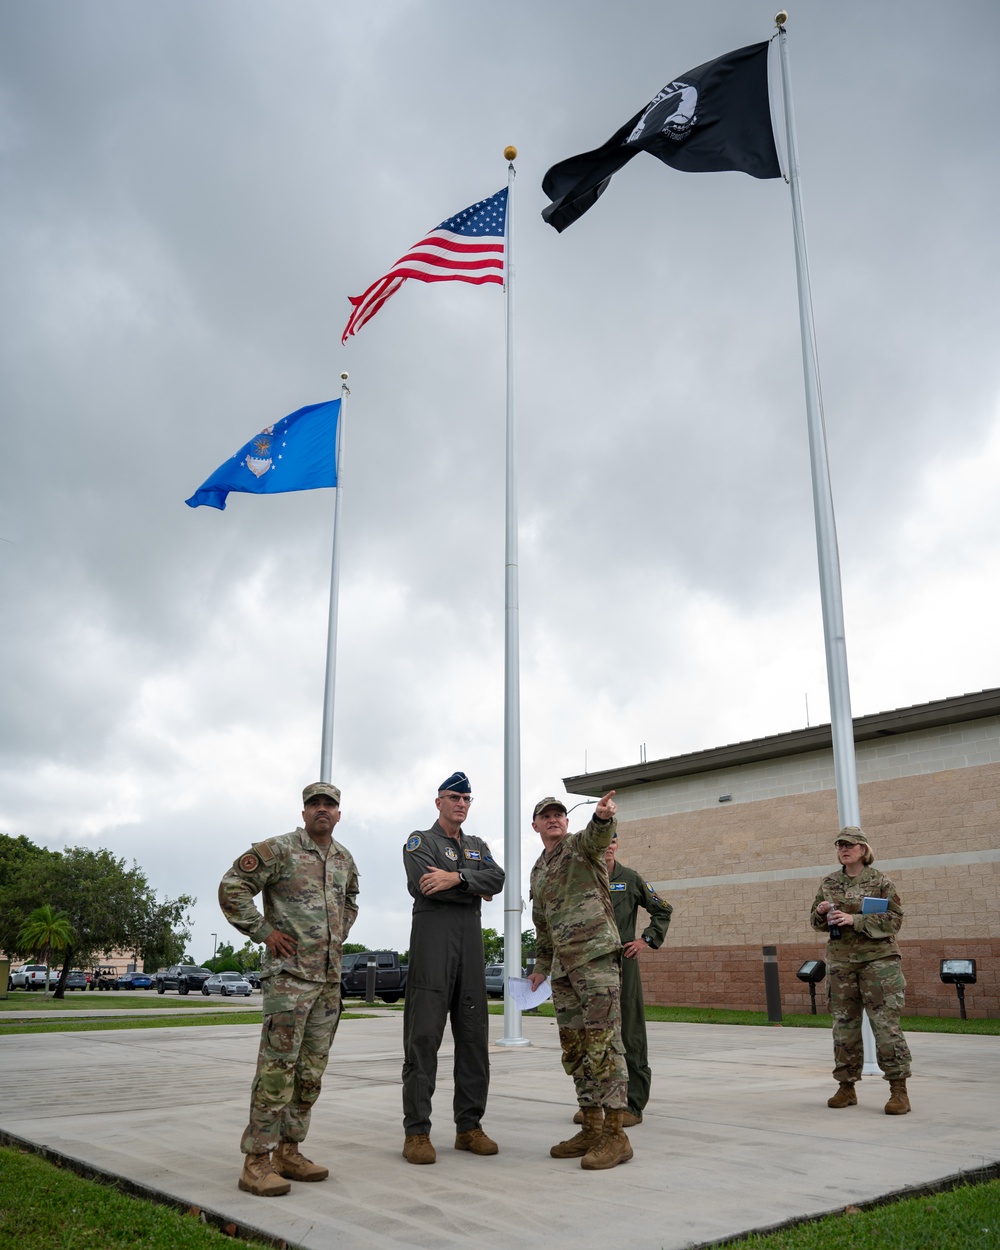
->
[717, 1176, 1000, 1249]
[487, 1001, 1000, 1034]
[1, 1144, 996, 1250]
[0, 989, 254, 1012]
[0, 1146, 275, 1250]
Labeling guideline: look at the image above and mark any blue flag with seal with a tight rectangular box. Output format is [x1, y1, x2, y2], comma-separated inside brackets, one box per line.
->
[185, 400, 339, 510]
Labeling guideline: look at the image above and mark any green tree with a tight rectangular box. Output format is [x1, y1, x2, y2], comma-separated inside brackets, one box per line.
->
[481, 927, 504, 963]
[17, 904, 75, 995]
[521, 928, 536, 964]
[235, 940, 264, 972]
[205, 942, 241, 973]
[2, 839, 193, 999]
[0, 834, 61, 954]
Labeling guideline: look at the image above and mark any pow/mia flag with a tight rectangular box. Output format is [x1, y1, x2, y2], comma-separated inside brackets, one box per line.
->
[541, 42, 780, 233]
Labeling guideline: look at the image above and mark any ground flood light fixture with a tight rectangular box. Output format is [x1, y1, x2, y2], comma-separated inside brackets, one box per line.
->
[939, 958, 976, 1019]
[795, 959, 826, 1014]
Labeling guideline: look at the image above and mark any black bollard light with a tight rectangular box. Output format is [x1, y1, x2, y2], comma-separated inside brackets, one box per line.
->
[940, 959, 976, 1020]
[795, 959, 827, 1015]
[762, 946, 782, 1023]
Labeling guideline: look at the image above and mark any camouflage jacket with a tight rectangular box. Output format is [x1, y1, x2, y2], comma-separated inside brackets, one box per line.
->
[219, 826, 359, 983]
[404, 820, 505, 915]
[608, 861, 672, 947]
[530, 815, 619, 979]
[809, 864, 903, 965]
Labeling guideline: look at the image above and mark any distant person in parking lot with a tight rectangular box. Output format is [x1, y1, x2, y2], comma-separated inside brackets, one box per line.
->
[219, 781, 359, 1197]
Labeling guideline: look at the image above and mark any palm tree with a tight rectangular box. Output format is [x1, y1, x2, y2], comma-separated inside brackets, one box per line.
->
[17, 904, 75, 995]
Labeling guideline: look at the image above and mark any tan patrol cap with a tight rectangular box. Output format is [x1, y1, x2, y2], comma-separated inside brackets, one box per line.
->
[836, 826, 869, 845]
[533, 796, 568, 820]
[303, 781, 341, 805]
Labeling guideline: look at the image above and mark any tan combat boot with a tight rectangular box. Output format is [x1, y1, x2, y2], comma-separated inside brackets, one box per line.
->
[272, 1140, 329, 1181]
[238, 1152, 291, 1197]
[827, 1082, 857, 1108]
[402, 1134, 436, 1164]
[581, 1108, 634, 1170]
[621, 1110, 643, 1127]
[550, 1107, 604, 1158]
[455, 1127, 499, 1155]
[884, 1079, 911, 1115]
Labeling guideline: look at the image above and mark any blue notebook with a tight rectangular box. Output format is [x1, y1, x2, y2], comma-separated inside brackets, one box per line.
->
[861, 896, 889, 914]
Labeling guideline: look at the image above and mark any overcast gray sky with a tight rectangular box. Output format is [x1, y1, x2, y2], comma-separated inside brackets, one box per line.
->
[2, 1, 998, 959]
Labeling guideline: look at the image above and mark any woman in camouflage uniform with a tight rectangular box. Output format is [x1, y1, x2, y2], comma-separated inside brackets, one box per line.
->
[810, 827, 912, 1115]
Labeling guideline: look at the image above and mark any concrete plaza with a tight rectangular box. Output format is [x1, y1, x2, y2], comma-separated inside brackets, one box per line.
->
[1, 1011, 997, 1249]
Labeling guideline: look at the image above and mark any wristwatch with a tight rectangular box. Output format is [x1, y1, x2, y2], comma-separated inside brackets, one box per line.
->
[643, 935, 655, 948]
[456, 872, 469, 892]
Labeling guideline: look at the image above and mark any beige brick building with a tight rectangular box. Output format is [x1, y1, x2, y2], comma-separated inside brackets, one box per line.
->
[564, 689, 1000, 1018]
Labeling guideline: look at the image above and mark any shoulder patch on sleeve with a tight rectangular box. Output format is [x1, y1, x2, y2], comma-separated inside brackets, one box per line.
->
[406, 834, 422, 852]
[239, 852, 260, 873]
[252, 840, 277, 863]
[481, 842, 495, 863]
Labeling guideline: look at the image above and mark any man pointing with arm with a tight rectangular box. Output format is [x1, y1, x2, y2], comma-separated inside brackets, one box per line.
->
[528, 790, 632, 1170]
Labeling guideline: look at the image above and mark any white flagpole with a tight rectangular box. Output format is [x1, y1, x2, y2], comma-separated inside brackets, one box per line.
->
[774, 14, 861, 832]
[775, 13, 878, 1071]
[319, 374, 350, 783]
[497, 146, 529, 1047]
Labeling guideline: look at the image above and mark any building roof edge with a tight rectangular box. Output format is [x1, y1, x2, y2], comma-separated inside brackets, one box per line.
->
[563, 688, 1000, 796]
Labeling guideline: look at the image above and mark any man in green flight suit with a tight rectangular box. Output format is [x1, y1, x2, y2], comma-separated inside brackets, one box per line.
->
[572, 831, 672, 1127]
[401, 771, 506, 1165]
[219, 781, 359, 1197]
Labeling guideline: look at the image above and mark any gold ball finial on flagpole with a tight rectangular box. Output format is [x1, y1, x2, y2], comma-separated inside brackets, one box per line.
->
[340, 372, 349, 382]
[775, 10, 788, 27]
[504, 146, 517, 162]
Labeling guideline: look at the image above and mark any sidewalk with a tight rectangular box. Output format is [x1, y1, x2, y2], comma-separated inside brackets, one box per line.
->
[1, 1014, 996, 1250]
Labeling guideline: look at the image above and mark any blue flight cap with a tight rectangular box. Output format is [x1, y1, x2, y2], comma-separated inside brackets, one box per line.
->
[439, 771, 471, 794]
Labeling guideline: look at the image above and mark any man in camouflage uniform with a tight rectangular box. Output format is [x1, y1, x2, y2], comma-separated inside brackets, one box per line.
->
[219, 781, 359, 1196]
[810, 826, 912, 1115]
[527, 791, 632, 1170]
[401, 771, 506, 1165]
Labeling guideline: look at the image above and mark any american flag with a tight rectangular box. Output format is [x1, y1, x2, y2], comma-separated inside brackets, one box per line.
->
[341, 188, 507, 344]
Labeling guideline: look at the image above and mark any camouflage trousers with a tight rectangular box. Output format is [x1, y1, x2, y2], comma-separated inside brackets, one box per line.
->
[551, 952, 627, 1111]
[829, 957, 912, 1083]
[241, 971, 342, 1155]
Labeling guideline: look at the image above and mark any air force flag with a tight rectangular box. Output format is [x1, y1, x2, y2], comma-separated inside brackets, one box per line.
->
[185, 399, 340, 511]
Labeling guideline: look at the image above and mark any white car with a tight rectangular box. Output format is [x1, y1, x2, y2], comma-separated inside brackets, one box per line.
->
[10, 964, 59, 990]
[201, 971, 253, 997]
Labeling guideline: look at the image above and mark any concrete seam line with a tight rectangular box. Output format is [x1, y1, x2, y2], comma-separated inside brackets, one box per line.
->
[0, 1128, 296, 1250]
[689, 1159, 1000, 1249]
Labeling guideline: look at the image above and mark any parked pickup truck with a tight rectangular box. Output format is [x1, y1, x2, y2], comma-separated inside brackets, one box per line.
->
[156, 965, 213, 995]
[10, 964, 59, 990]
[340, 951, 407, 1004]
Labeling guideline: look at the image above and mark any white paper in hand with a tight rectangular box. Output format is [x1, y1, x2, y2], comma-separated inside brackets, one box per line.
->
[508, 977, 551, 1010]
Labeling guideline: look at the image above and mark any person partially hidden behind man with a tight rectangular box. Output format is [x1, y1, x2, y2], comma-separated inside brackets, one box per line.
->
[219, 781, 359, 1197]
[400, 771, 505, 1164]
[528, 791, 633, 1170]
[570, 830, 672, 1129]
